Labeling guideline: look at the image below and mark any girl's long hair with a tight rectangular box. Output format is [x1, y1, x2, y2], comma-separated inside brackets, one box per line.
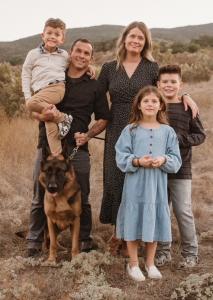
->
[116, 21, 155, 68]
[129, 86, 168, 126]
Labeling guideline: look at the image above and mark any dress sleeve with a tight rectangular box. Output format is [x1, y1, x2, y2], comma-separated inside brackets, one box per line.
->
[98, 62, 110, 93]
[160, 127, 182, 173]
[115, 126, 138, 173]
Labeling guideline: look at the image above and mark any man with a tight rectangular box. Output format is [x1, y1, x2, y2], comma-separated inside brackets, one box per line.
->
[27, 38, 110, 257]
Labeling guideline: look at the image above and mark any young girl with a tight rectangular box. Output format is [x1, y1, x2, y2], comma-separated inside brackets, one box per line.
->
[115, 86, 182, 281]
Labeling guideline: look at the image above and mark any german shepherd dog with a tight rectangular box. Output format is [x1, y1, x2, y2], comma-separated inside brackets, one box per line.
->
[39, 148, 81, 262]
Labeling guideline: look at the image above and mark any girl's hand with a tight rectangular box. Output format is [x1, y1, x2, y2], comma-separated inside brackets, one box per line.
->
[87, 65, 96, 79]
[152, 156, 166, 168]
[182, 94, 199, 118]
[139, 155, 153, 168]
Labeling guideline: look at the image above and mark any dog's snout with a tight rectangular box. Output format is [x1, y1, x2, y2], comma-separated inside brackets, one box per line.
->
[47, 183, 58, 194]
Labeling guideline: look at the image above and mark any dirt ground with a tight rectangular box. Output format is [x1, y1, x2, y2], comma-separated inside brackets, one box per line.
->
[0, 79, 213, 299]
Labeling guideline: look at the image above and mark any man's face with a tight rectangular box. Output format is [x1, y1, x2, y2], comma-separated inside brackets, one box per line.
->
[157, 73, 182, 100]
[69, 41, 93, 70]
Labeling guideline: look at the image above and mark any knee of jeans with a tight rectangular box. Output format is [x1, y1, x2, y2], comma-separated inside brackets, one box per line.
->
[174, 201, 192, 213]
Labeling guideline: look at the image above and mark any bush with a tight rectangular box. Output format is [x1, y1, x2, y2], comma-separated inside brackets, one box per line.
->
[182, 62, 211, 82]
[187, 42, 200, 53]
[192, 35, 213, 48]
[0, 63, 24, 117]
[171, 42, 187, 54]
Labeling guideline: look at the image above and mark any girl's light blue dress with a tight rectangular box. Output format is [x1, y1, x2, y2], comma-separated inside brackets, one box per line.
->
[115, 124, 182, 242]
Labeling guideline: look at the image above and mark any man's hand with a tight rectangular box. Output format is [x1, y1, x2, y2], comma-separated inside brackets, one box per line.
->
[74, 132, 90, 146]
[32, 105, 59, 122]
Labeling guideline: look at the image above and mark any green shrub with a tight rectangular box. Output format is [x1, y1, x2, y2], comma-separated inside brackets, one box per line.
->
[187, 42, 200, 53]
[171, 42, 187, 54]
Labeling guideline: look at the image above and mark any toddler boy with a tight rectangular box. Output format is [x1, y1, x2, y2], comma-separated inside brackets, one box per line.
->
[22, 18, 72, 155]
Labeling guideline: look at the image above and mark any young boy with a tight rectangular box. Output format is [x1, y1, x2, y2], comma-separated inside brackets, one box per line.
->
[22, 18, 72, 156]
[156, 64, 206, 268]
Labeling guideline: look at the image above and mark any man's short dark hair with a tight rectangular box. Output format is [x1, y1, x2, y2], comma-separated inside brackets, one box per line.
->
[70, 38, 94, 56]
[158, 64, 182, 80]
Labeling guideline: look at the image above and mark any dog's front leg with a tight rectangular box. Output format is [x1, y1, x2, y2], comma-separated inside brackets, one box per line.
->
[71, 216, 80, 258]
[47, 217, 57, 262]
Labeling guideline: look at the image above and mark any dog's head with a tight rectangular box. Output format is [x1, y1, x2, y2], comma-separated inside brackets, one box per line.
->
[40, 154, 71, 196]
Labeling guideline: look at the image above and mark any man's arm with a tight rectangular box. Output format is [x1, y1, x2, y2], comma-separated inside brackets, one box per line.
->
[74, 119, 108, 146]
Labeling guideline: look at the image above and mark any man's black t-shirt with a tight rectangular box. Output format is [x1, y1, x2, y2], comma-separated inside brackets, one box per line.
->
[38, 73, 110, 151]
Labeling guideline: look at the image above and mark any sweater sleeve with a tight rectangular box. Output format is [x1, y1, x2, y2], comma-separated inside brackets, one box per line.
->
[115, 126, 138, 173]
[22, 50, 35, 100]
[160, 127, 182, 173]
[177, 116, 206, 148]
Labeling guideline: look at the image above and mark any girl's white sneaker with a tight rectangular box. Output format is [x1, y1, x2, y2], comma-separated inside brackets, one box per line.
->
[127, 264, 145, 282]
[145, 265, 162, 279]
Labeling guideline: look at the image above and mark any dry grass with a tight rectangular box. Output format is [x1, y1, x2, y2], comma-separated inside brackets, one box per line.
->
[0, 78, 213, 299]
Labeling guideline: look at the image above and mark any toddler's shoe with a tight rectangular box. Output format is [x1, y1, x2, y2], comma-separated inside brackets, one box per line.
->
[127, 263, 145, 282]
[58, 114, 73, 139]
[145, 265, 162, 279]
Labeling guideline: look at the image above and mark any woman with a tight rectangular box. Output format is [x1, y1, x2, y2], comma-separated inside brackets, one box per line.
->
[99, 21, 159, 226]
[98, 21, 197, 249]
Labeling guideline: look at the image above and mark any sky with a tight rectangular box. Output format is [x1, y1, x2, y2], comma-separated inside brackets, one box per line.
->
[1, 0, 212, 41]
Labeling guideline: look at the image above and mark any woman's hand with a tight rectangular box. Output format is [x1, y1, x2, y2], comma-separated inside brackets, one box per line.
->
[182, 94, 199, 118]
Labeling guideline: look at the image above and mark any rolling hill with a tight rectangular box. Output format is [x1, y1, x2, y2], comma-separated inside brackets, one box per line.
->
[0, 23, 213, 64]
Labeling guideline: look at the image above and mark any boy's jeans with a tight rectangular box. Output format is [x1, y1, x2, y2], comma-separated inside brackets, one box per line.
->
[157, 179, 198, 258]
